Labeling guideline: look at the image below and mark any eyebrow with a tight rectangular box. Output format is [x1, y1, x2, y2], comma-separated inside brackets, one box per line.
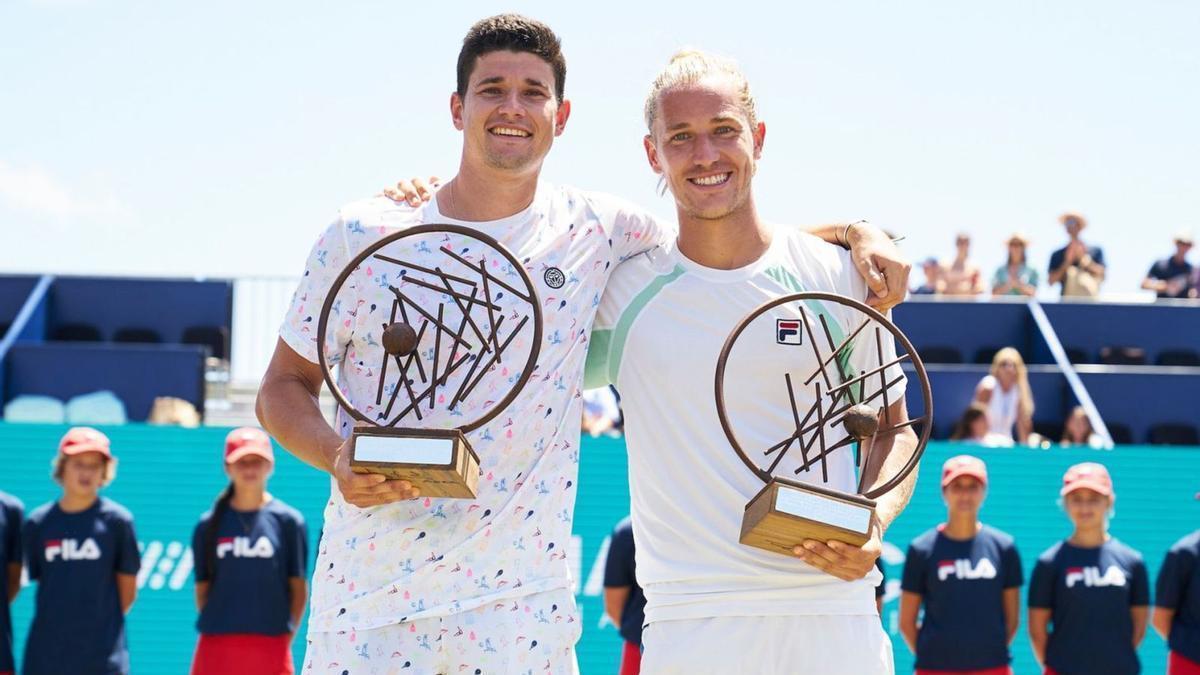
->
[475, 76, 550, 90]
[666, 115, 742, 132]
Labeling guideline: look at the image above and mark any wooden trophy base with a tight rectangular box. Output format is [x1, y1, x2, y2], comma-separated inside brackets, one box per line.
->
[349, 426, 480, 499]
[740, 478, 876, 554]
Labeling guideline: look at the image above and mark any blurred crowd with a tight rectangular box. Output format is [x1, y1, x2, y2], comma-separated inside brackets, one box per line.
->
[913, 212, 1196, 300]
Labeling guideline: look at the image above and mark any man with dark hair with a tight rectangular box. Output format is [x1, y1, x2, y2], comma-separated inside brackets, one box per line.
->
[260, 15, 910, 673]
[456, 14, 566, 104]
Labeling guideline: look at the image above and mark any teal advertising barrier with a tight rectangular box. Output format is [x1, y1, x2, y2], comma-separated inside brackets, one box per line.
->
[3, 422, 1198, 673]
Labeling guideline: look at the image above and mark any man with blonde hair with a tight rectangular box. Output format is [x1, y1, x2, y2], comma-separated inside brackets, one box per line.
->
[585, 50, 919, 673]
[282, 16, 913, 671]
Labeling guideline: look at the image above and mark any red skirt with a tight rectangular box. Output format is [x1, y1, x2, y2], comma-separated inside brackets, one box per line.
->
[1171, 651, 1200, 675]
[191, 633, 294, 675]
[619, 639, 641, 675]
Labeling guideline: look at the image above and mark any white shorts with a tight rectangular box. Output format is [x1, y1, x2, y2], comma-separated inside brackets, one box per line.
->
[640, 614, 894, 675]
[301, 589, 581, 675]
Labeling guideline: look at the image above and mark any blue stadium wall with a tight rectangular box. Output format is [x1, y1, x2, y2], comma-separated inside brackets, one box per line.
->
[3, 423, 1197, 674]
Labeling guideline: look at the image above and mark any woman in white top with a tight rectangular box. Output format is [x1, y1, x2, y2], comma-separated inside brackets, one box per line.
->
[973, 347, 1033, 443]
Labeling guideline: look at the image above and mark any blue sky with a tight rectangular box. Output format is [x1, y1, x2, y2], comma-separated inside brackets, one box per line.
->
[2, 0, 1197, 298]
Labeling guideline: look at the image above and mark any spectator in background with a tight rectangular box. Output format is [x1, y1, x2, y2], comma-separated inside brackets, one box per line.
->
[901, 456, 1023, 675]
[190, 428, 308, 675]
[992, 233, 1038, 297]
[583, 386, 623, 438]
[0, 490, 22, 675]
[1142, 230, 1195, 300]
[942, 233, 985, 296]
[1048, 212, 1106, 298]
[949, 403, 1014, 447]
[1028, 463, 1149, 675]
[913, 257, 942, 295]
[973, 348, 1034, 444]
[1153, 493, 1200, 675]
[1060, 406, 1104, 449]
[603, 517, 645, 675]
[22, 427, 140, 675]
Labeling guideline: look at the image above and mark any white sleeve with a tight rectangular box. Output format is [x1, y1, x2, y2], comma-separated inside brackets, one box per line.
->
[278, 214, 356, 366]
[585, 192, 674, 263]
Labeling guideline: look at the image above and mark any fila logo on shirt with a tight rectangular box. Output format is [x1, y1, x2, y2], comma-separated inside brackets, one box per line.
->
[1066, 565, 1127, 588]
[217, 536, 275, 559]
[937, 558, 997, 581]
[776, 319, 803, 345]
[45, 538, 101, 562]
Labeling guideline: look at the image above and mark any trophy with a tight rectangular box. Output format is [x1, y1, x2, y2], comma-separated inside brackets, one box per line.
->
[316, 224, 542, 499]
[714, 292, 931, 552]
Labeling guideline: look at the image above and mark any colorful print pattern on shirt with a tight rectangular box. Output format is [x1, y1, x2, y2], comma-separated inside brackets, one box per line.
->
[278, 184, 666, 632]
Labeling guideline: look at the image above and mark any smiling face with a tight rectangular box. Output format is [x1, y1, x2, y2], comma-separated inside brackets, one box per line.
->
[644, 75, 764, 222]
[451, 50, 570, 176]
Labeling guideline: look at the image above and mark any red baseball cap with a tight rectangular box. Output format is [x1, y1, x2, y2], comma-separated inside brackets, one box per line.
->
[224, 427, 274, 464]
[1061, 462, 1114, 498]
[58, 427, 113, 459]
[941, 455, 988, 488]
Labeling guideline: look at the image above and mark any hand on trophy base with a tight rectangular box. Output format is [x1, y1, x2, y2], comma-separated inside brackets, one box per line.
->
[349, 426, 480, 499]
[793, 512, 883, 583]
[740, 478, 875, 554]
[333, 435, 422, 507]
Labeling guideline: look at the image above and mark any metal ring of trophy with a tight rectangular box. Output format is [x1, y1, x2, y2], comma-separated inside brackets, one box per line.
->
[715, 292, 932, 501]
[315, 223, 542, 434]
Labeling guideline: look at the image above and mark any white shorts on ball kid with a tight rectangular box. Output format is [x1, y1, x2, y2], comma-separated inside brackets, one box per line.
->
[640, 614, 894, 675]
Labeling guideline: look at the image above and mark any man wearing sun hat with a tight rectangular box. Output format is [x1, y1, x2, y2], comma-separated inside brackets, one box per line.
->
[1142, 229, 1195, 299]
[1152, 489, 1200, 675]
[1048, 212, 1106, 297]
[22, 427, 141, 675]
[901, 455, 1023, 675]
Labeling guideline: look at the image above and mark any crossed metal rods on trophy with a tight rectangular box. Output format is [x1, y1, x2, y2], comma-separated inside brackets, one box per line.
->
[367, 247, 532, 426]
[762, 310, 925, 491]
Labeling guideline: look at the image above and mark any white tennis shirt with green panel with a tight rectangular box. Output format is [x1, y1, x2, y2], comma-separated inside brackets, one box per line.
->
[586, 225, 904, 623]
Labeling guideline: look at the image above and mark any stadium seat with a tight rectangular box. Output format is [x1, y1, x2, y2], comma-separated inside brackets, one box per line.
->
[1106, 423, 1134, 445]
[182, 325, 229, 361]
[1099, 346, 1147, 366]
[974, 346, 1000, 364]
[918, 346, 964, 364]
[1063, 347, 1089, 364]
[52, 322, 103, 342]
[1148, 423, 1200, 446]
[1032, 420, 1061, 441]
[1156, 349, 1200, 367]
[113, 327, 163, 344]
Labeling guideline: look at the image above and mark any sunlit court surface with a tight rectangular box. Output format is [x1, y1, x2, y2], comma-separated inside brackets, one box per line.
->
[2, 3, 1199, 674]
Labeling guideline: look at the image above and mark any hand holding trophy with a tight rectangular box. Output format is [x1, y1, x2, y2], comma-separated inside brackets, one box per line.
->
[715, 292, 932, 553]
[317, 224, 542, 499]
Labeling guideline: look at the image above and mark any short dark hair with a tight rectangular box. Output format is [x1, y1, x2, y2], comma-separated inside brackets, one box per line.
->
[456, 14, 566, 104]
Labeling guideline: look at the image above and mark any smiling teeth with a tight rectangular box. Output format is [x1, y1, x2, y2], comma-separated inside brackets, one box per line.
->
[491, 127, 530, 137]
[691, 173, 731, 186]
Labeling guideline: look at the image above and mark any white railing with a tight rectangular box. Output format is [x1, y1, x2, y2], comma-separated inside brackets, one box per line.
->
[230, 276, 300, 386]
